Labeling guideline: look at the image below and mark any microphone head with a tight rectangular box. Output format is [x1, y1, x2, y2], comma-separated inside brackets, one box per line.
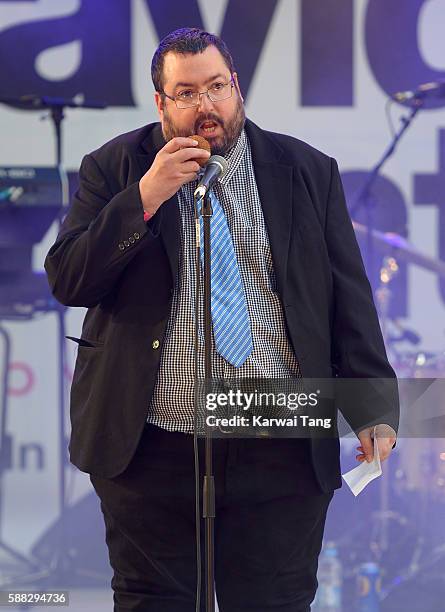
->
[392, 80, 445, 104]
[206, 154, 229, 179]
[418, 80, 445, 100]
[193, 155, 229, 200]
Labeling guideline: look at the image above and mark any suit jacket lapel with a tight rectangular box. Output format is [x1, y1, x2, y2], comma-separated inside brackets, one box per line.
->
[136, 124, 180, 284]
[245, 120, 293, 301]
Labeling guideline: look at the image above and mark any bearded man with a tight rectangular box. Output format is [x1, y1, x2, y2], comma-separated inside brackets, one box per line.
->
[45, 27, 398, 612]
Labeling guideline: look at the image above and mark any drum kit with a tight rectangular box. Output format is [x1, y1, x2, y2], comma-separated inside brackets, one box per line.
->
[341, 222, 445, 610]
[358, 223, 445, 464]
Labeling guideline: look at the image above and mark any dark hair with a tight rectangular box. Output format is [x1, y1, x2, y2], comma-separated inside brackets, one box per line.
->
[151, 27, 235, 93]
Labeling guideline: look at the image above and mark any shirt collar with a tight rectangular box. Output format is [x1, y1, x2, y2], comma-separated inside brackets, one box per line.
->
[195, 129, 247, 187]
[219, 128, 247, 187]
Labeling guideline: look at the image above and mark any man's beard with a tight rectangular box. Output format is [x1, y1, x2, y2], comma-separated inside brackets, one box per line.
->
[161, 95, 245, 156]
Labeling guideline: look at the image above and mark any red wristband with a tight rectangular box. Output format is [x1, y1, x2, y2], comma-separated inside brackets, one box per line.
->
[143, 211, 153, 222]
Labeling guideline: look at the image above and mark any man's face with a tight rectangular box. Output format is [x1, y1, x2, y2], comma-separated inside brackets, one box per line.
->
[155, 45, 245, 155]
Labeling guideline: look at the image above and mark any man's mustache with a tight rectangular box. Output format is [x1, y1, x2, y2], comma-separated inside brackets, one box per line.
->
[194, 114, 224, 131]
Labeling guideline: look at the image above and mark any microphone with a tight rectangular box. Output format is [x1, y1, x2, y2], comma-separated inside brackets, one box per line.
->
[392, 80, 445, 102]
[194, 155, 228, 199]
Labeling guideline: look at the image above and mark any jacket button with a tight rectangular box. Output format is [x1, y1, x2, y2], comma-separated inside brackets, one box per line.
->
[134, 232, 140, 240]
[124, 240, 130, 247]
[152, 339, 160, 349]
[118, 243, 125, 251]
[129, 236, 135, 244]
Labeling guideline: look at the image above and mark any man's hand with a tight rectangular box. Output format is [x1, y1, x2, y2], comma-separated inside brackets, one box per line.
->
[356, 424, 397, 463]
[139, 137, 211, 216]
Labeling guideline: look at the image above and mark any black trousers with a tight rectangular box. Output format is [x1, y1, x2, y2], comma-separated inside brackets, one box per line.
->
[91, 425, 334, 612]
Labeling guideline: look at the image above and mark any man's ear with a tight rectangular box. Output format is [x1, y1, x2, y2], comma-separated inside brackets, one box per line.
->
[154, 91, 164, 119]
[233, 72, 244, 103]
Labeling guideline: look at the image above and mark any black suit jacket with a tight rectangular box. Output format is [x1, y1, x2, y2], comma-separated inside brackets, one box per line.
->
[45, 119, 398, 491]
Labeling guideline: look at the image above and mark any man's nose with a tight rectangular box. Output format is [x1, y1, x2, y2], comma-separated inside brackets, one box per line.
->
[196, 91, 215, 111]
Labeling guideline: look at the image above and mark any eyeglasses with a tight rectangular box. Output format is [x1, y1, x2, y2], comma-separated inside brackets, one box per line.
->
[161, 78, 234, 109]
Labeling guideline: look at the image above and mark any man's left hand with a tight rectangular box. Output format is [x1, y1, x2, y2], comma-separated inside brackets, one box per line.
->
[356, 424, 397, 463]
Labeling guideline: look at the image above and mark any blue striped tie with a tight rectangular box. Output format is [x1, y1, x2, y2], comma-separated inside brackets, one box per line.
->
[199, 190, 253, 367]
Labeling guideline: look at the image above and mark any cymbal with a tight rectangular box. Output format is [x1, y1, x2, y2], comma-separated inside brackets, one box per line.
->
[352, 221, 445, 278]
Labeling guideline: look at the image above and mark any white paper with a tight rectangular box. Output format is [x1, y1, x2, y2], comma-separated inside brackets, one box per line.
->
[342, 426, 382, 496]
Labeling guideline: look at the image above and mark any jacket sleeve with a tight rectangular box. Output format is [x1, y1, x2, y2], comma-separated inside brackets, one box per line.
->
[44, 153, 162, 308]
[325, 157, 399, 434]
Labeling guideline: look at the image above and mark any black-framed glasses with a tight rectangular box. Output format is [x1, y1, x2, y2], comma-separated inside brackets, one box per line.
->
[161, 77, 234, 109]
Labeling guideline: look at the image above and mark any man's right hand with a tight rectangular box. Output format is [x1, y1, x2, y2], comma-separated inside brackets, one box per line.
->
[139, 137, 210, 217]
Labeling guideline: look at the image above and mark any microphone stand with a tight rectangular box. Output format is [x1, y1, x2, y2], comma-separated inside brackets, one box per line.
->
[193, 190, 216, 612]
[349, 99, 423, 282]
[0, 94, 107, 590]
